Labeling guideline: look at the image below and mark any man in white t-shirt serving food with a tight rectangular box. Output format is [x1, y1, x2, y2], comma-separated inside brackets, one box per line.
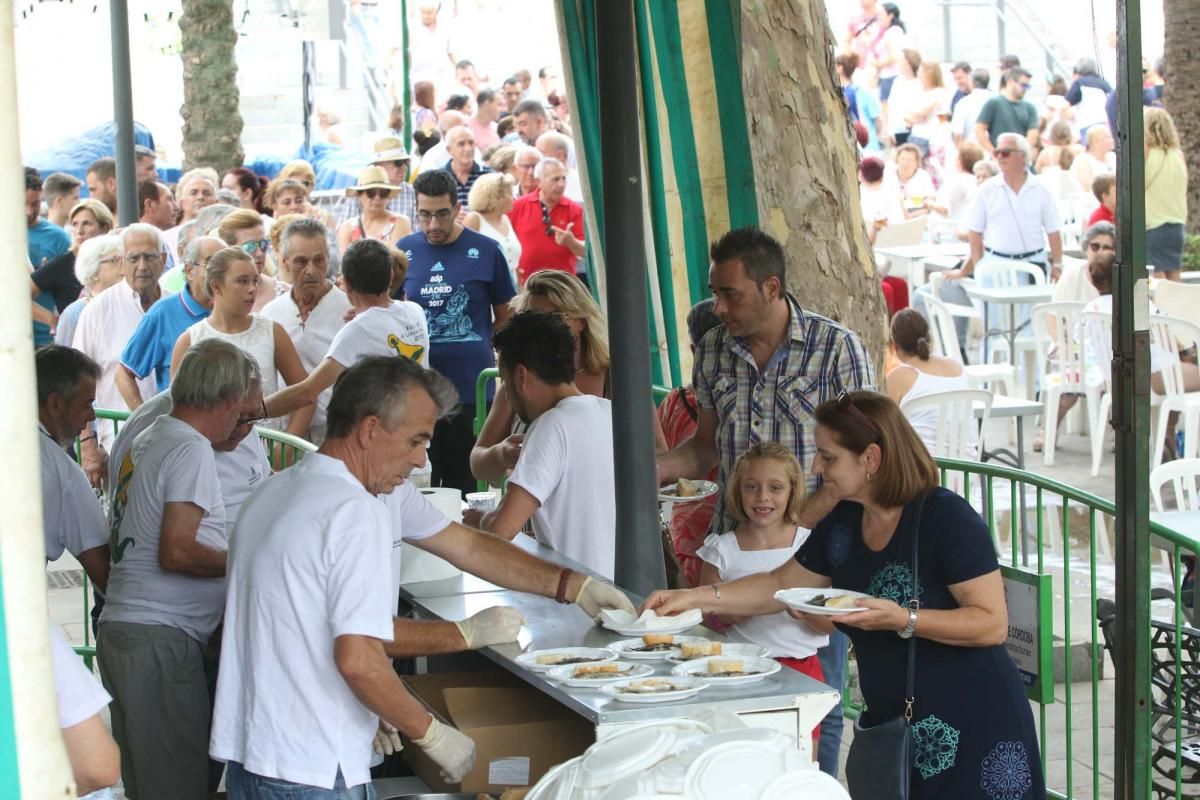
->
[211, 356, 634, 797]
[464, 310, 618, 580]
[97, 339, 259, 800]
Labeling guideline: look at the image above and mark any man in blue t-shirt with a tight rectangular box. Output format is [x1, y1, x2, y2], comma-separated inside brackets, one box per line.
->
[116, 236, 220, 409]
[26, 167, 71, 347]
[400, 169, 515, 494]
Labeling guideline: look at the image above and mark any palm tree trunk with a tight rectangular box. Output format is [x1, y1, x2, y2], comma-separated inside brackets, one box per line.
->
[179, 0, 244, 173]
[1165, 0, 1200, 232]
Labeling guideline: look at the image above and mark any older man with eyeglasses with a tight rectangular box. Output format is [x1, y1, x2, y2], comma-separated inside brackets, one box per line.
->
[115, 236, 223, 413]
[509, 156, 585, 287]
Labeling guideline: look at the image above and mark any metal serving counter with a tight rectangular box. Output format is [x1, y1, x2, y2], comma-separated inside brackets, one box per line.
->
[399, 536, 840, 758]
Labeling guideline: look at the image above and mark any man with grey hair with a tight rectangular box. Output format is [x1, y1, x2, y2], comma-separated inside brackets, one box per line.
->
[442, 124, 491, 211]
[514, 144, 541, 196]
[535, 130, 582, 202]
[163, 169, 217, 260]
[510, 156, 585, 285]
[74, 223, 170, 479]
[99, 339, 257, 800]
[115, 235, 222, 411]
[419, 109, 470, 172]
[37, 346, 109, 591]
[1052, 221, 1113, 305]
[261, 218, 350, 441]
[947, 131, 1063, 282]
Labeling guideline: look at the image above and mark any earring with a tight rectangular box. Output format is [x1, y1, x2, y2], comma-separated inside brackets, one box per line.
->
[867, 472, 874, 482]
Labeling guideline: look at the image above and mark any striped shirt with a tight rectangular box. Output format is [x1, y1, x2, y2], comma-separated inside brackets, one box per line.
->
[693, 295, 876, 533]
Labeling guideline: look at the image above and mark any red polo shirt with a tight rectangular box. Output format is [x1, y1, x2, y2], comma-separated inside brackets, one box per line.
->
[510, 191, 585, 285]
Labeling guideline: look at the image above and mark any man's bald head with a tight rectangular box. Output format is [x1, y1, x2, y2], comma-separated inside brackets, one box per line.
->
[438, 111, 467, 133]
[535, 131, 571, 163]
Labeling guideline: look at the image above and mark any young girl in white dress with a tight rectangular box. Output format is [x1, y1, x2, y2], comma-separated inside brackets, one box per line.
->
[695, 443, 833, 684]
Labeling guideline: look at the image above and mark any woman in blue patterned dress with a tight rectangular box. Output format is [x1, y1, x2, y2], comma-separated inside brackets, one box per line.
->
[645, 391, 1043, 799]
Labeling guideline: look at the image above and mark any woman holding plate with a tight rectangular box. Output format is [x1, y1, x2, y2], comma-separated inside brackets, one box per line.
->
[644, 391, 1042, 799]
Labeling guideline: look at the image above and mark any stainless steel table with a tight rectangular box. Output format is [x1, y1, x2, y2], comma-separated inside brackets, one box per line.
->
[400, 569, 839, 759]
[963, 283, 1055, 364]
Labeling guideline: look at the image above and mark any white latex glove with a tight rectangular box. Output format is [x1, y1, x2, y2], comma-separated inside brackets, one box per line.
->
[413, 716, 476, 782]
[575, 576, 636, 620]
[372, 720, 403, 755]
[453, 606, 525, 649]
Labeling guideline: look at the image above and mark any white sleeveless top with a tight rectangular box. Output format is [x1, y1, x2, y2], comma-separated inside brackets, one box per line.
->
[896, 365, 973, 457]
[477, 214, 522, 284]
[188, 315, 281, 427]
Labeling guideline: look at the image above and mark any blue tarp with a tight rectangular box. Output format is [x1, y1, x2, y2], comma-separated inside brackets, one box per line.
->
[26, 121, 156, 192]
[27, 122, 369, 192]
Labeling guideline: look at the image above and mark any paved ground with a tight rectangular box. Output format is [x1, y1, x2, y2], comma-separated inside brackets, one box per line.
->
[46, 415, 1150, 798]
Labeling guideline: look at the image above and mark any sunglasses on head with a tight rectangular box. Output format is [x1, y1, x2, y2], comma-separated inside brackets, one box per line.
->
[837, 391, 881, 439]
[362, 188, 391, 199]
[240, 239, 270, 254]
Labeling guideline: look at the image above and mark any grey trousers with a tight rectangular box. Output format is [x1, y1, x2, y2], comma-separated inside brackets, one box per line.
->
[97, 621, 211, 800]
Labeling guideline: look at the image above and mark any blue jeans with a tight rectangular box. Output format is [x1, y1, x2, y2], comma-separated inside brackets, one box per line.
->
[816, 631, 848, 777]
[226, 763, 377, 800]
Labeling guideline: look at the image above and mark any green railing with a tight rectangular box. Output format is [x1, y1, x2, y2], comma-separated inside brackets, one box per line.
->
[916, 456, 1198, 800]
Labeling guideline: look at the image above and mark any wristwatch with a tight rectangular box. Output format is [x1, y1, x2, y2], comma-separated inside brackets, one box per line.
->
[898, 604, 919, 639]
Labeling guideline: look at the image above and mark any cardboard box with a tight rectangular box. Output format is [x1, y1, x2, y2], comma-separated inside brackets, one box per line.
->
[401, 671, 594, 794]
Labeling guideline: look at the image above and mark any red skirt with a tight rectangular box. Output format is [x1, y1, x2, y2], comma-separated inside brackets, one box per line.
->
[777, 655, 825, 750]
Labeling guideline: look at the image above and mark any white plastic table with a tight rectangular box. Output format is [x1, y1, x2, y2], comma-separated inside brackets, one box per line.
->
[963, 283, 1055, 363]
[874, 242, 969, 285]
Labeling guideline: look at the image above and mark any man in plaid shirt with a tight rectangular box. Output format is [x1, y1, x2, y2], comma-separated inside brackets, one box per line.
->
[657, 226, 875, 777]
[335, 137, 418, 230]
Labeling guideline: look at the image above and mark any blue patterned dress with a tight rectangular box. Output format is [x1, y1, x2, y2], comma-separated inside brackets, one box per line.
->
[796, 488, 1044, 799]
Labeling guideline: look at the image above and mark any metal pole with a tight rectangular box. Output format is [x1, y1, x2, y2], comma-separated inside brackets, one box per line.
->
[1113, 0, 1153, 797]
[401, 0, 412, 148]
[941, 2, 952, 64]
[0, 2, 76, 793]
[995, 0, 1006, 60]
[596, 0, 664, 597]
[110, 0, 137, 226]
[302, 41, 315, 152]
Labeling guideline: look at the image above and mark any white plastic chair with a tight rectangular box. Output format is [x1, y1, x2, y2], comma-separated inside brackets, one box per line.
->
[1149, 315, 1200, 469]
[1151, 458, 1200, 513]
[1031, 302, 1100, 466]
[899, 388, 993, 461]
[1081, 310, 1114, 477]
[873, 215, 928, 249]
[924, 276, 1015, 397]
[973, 260, 1046, 396]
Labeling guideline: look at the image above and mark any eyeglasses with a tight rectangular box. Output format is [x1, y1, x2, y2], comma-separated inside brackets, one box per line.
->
[541, 202, 554, 237]
[837, 391, 881, 440]
[1018, 82, 1033, 90]
[1088, 241, 1116, 252]
[235, 412, 267, 428]
[416, 208, 455, 223]
[994, 148, 1014, 157]
[125, 252, 162, 264]
[362, 188, 391, 199]
[98, 256, 121, 266]
[240, 239, 270, 255]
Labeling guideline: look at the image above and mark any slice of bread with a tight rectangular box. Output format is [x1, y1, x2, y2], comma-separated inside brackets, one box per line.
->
[536, 654, 566, 665]
[680, 641, 721, 659]
[676, 478, 699, 497]
[707, 659, 744, 675]
[826, 595, 861, 609]
[574, 663, 621, 677]
[642, 634, 674, 646]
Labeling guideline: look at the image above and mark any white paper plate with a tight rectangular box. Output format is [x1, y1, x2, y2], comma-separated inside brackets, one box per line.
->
[670, 655, 782, 686]
[684, 739, 796, 800]
[599, 608, 704, 636]
[608, 635, 711, 660]
[515, 647, 618, 672]
[525, 755, 581, 800]
[758, 768, 851, 799]
[657, 479, 719, 504]
[773, 588, 873, 616]
[548, 660, 655, 687]
[665, 641, 767, 664]
[600, 676, 709, 704]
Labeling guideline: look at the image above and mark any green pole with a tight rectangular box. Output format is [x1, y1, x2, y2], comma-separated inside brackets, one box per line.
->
[400, 0, 411, 150]
[1112, 0, 1152, 797]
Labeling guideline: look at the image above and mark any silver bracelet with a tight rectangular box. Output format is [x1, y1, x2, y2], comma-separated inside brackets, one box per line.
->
[710, 584, 721, 602]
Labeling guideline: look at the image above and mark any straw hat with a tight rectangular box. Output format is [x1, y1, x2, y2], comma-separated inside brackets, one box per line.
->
[370, 136, 411, 164]
[347, 165, 400, 197]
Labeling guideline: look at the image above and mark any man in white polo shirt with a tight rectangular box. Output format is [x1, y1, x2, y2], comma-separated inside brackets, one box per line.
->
[98, 339, 257, 800]
[466, 310, 617, 579]
[260, 217, 351, 443]
[211, 357, 477, 796]
[37, 346, 109, 591]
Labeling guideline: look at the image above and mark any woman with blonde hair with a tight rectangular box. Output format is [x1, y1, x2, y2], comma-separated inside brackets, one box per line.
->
[171, 247, 313, 435]
[1144, 107, 1188, 281]
[464, 172, 522, 285]
[31, 198, 115, 313]
[1034, 120, 1083, 174]
[218, 208, 283, 310]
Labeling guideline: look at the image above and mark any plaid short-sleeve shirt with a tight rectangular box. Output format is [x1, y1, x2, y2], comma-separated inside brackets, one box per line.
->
[693, 295, 875, 534]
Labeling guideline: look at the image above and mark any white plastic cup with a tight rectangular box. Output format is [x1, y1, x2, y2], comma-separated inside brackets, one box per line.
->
[465, 491, 500, 512]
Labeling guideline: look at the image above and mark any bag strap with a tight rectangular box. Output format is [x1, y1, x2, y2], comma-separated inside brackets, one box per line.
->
[903, 491, 927, 719]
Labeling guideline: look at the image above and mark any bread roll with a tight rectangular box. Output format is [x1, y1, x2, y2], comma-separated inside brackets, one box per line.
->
[681, 641, 721, 659]
[707, 659, 744, 675]
[536, 654, 565, 665]
[642, 634, 674, 646]
[575, 663, 621, 676]
[676, 478, 698, 497]
[826, 595, 861, 609]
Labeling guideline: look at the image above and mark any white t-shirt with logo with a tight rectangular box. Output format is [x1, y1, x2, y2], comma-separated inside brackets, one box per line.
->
[508, 395, 615, 579]
[101, 415, 227, 642]
[326, 302, 430, 369]
[108, 391, 271, 535]
[696, 528, 828, 659]
[49, 624, 111, 729]
[261, 286, 351, 429]
[40, 424, 108, 563]
[209, 454, 393, 791]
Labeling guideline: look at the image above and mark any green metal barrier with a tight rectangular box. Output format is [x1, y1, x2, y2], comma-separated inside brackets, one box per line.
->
[891, 456, 1197, 800]
[474, 368, 500, 493]
[256, 427, 318, 471]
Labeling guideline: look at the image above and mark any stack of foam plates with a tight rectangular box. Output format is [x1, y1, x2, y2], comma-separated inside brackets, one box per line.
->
[758, 769, 851, 799]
